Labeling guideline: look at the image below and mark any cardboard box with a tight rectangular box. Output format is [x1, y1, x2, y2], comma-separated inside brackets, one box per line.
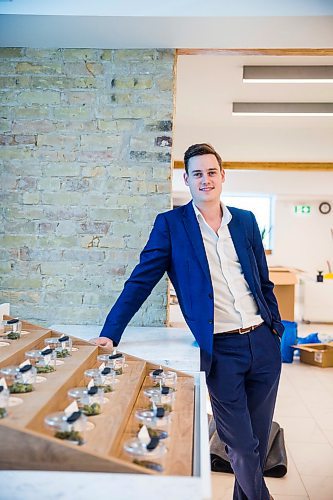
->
[294, 343, 333, 368]
[269, 267, 299, 321]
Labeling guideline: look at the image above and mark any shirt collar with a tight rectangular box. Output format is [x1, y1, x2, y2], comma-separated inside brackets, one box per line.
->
[192, 201, 232, 228]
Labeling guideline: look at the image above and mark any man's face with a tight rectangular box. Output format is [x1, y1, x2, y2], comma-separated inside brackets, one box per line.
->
[183, 154, 225, 205]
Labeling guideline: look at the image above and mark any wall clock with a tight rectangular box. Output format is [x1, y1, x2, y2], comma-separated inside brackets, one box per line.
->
[319, 202, 331, 215]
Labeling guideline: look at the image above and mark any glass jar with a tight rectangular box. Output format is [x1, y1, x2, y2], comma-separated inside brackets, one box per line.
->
[123, 437, 166, 472]
[44, 336, 72, 359]
[135, 407, 171, 434]
[67, 386, 104, 416]
[149, 368, 177, 388]
[84, 367, 118, 393]
[0, 385, 10, 419]
[25, 348, 56, 374]
[97, 353, 126, 375]
[143, 386, 176, 413]
[44, 410, 87, 445]
[0, 365, 36, 394]
[2, 319, 22, 340]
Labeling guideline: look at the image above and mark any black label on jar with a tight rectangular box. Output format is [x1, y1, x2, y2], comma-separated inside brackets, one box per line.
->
[147, 436, 160, 451]
[101, 367, 111, 375]
[67, 410, 82, 423]
[19, 364, 32, 373]
[108, 353, 122, 360]
[7, 318, 19, 324]
[41, 348, 53, 356]
[156, 407, 165, 418]
[152, 369, 163, 376]
[58, 336, 69, 342]
[88, 386, 98, 395]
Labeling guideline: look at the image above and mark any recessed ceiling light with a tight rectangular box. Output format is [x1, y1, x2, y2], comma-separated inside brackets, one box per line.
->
[243, 66, 333, 83]
[232, 103, 333, 116]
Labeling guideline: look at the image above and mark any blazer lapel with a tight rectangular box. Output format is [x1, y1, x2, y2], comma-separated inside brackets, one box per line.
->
[182, 202, 212, 283]
[228, 210, 256, 293]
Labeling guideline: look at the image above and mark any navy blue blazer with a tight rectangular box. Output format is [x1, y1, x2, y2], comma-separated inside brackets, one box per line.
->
[100, 201, 284, 373]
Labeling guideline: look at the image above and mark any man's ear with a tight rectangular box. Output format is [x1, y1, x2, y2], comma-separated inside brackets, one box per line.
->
[221, 168, 226, 183]
[183, 172, 189, 186]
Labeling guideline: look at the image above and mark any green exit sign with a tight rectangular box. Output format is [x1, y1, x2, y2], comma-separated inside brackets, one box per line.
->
[294, 205, 311, 215]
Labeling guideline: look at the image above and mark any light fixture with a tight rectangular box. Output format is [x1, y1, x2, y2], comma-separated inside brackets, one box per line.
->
[232, 103, 333, 116]
[243, 66, 333, 83]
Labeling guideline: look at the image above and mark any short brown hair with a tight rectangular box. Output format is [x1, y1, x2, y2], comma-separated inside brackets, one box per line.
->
[184, 143, 223, 174]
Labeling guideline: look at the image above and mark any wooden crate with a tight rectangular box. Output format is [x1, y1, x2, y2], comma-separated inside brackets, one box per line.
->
[0, 317, 195, 476]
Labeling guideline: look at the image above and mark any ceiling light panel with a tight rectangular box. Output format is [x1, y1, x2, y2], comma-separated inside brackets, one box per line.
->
[243, 66, 333, 83]
[232, 103, 333, 116]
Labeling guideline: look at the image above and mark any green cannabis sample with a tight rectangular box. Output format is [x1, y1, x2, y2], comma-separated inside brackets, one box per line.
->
[9, 382, 33, 394]
[54, 430, 84, 445]
[82, 402, 101, 416]
[36, 365, 55, 374]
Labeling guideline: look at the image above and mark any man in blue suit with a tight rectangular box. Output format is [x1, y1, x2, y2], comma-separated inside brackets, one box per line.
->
[92, 143, 283, 500]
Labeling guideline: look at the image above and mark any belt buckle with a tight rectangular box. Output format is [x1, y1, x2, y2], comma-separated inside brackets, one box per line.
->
[241, 327, 252, 334]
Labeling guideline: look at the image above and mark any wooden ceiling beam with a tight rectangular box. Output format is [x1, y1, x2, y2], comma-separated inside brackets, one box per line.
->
[176, 48, 333, 56]
[174, 161, 333, 171]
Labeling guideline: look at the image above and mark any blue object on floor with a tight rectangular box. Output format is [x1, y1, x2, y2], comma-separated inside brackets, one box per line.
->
[297, 333, 321, 345]
[294, 332, 321, 357]
[281, 320, 297, 363]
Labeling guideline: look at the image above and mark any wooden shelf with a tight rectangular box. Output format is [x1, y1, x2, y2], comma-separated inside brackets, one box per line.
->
[0, 318, 195, 476]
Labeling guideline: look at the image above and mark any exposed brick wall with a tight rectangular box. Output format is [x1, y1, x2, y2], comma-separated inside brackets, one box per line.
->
[0, 48, 175, 326]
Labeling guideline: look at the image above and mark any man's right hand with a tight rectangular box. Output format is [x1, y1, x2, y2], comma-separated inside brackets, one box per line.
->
[89, 337, 114, 349]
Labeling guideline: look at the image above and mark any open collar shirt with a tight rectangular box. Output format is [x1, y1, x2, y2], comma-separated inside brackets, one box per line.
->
[193, 201, 263, 333]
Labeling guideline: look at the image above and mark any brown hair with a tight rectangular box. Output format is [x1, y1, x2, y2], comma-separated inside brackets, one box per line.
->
[184, 143, 223, 174]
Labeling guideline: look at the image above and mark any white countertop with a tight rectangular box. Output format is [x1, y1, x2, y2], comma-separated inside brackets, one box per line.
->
[50, 324, 201, 373]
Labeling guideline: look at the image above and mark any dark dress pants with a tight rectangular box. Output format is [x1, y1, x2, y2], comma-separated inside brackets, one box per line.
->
[206, 323, 282, 500]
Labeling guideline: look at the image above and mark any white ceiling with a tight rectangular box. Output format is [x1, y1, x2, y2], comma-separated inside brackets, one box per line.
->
[1, 0, 332, 17]
[1, 1, 333, 48]
[0, 1, 332, 163]
[174, 55, 333, 162]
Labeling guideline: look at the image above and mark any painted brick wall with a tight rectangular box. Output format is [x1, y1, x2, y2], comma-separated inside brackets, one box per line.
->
[0, 47, 175, 326]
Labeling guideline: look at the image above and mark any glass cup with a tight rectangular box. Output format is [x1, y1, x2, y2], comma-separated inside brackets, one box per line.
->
[25, 348, 56, 374]
[123, 437, 167, 472]
[143, 386, 176, 413]
[2, 319, 22, 340]
[135, 407, 171, 436]
[44, 336, 72, 359]
[44, 410, 88, 445]
[0, 385, 10, 419]
[0, 364, 36, 394]
[149, 368, 177, 388]
[67, 386, 104, 416]
[84, 367, 118, 393]
[97, 353, 126, 375]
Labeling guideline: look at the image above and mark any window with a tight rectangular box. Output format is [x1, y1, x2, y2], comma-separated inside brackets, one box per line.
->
[223, 195, 273, 250]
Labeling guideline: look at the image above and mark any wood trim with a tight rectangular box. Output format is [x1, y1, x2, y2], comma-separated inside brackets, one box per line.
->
[176, 48, 333, 56]
[174, 161, 333, 171]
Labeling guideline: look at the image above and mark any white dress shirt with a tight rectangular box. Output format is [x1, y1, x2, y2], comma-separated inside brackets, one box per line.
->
[193, 202, 263, 334]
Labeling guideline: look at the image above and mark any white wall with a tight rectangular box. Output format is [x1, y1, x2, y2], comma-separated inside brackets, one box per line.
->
[173, 169, 333, 277]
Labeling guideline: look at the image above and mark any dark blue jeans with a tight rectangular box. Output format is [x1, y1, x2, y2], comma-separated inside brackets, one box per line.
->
[206, 323, 282, 500]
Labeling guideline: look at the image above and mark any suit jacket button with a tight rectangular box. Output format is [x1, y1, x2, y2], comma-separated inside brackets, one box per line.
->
[209, 320, 213, 324]
[208, 293, 213, 299]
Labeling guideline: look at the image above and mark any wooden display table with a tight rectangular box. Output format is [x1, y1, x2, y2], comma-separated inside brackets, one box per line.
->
[0, 304, 211, 499]
[0, 317, 194, 476]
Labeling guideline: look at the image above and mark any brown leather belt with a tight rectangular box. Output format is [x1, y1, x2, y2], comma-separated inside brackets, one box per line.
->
[216, 322, 264, 335]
